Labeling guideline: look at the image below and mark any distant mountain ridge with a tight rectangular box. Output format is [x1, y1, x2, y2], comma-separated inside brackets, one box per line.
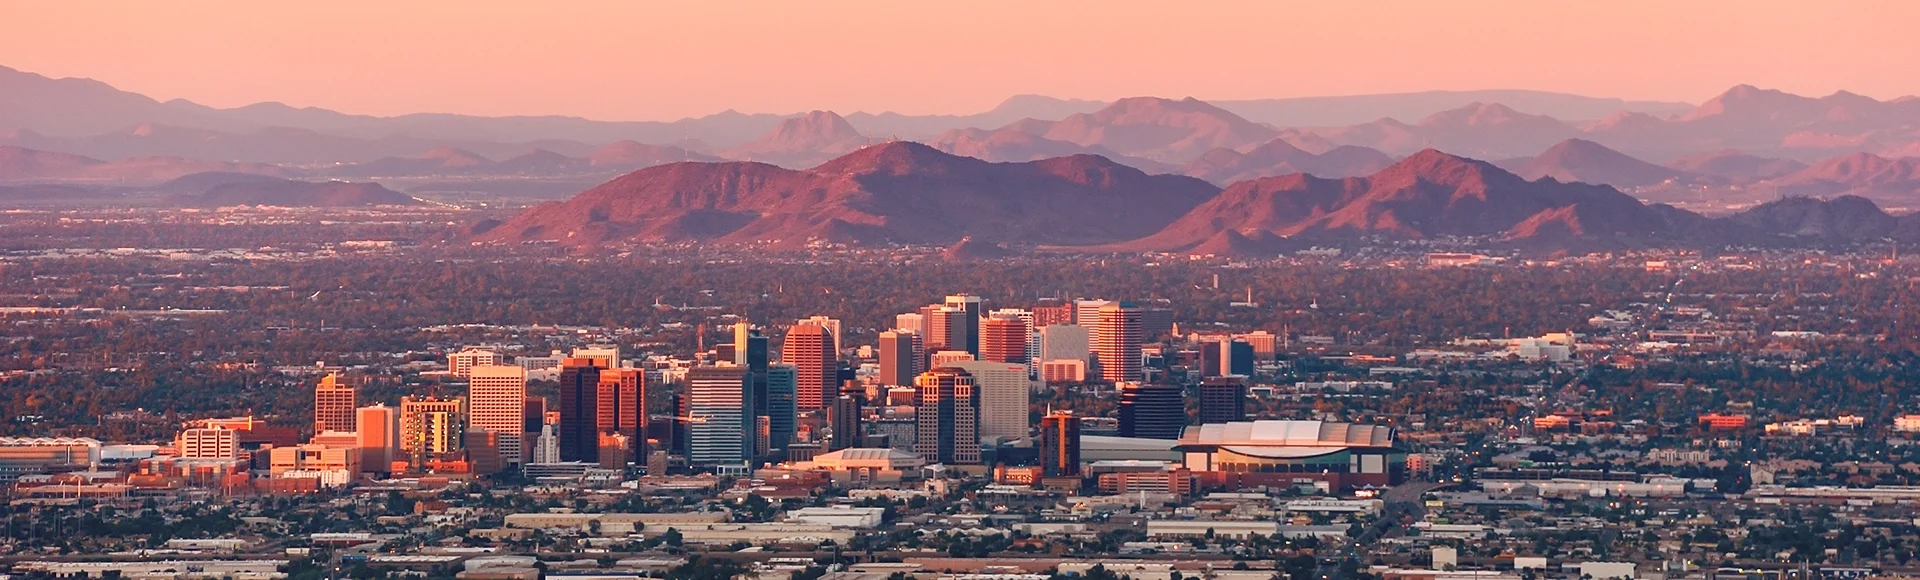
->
[172, 178, 421, 207]
[1513, 139, 1691, 188]
[475, 141, 1220, 248]
[10, 63, 1920, 212]
[0, 145, 295, 182]
[483, 144, 1920, 254]
[1108, 149, 1702, 253]
[1182, 140, 1394, 184]
[721, 111, 870, 168]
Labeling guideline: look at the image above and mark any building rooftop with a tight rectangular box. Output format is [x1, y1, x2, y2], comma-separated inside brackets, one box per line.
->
[0, 437, 103, 447]
[1177, 420, 1394, 448]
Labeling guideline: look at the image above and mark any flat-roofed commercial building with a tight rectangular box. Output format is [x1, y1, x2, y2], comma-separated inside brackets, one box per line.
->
[0, 437, 101, 481]
[176, 428, 238, 459]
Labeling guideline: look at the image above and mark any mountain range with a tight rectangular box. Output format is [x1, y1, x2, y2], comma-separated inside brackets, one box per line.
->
[0, 145, 296, 182]
[0, 65, 1690, 146]
[8, 62, 1920, 230]
[475, 142, 1920, 254]
[473, 141, 1219, 248]
[0, 65, 1805, 166]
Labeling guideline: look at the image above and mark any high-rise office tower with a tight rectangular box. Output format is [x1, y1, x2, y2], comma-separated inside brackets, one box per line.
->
[945, 295, 982, 356]
[1040, 324, 1090, 363]
[914, 367, 980, 465]
[597, 368, 645, 458]
[1118, 383, 1185, 440]
[355, 404, 398, 473]
[464, 429, 502, 474]
[1198, 339, 1224, 377]
[532, 421, 561, 464]
[980, 314, 1030, 365]
[951, 360, 1030, 443]
[467, 364, 528, 466]
[895, 313, 926, 341]
[784, 323, 836, 410]
[906, 330, 926, 377]
[399, 396, 463, 469]
[1198, 376, 1249, 425]
[686, 365, 754, 468]
[877, 330, 920, 387]
[571, 345, 621, 368]
[598, 432, 632, 471]
[920, 304, 959, 353]
[733, 322, 770, 443]
[523, 397, 548, 441]
[1039, 411, 1082, 477]
[314, 373, 357, 435]
[556, 357, 606, 462]
[1074, 299, 1113, 329]
[765, 363, 798, 454]
[796, 316, 844, 355]
[1094, 302, 1144, 383]
[733, 322, 757, 365]
[830, 394, 862, 451]
[1224, 339, 1255, 377]
[447, 347, 502, 378]
[663, 393, 685, 456]
[754, 416, 772, 458]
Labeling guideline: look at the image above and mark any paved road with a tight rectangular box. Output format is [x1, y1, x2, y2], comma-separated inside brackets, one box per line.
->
[1315, 481, 1449, 580]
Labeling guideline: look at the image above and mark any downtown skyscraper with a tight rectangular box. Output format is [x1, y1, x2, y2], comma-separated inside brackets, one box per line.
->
[765, 363, 797, 455]
[596, 367, 645, 460]
[1093, 301, 1144, 383]
[313, 372, 357, 435]
[914, 367, 980, 465]
[1040, 411, 1081, 478]
[1198, 376, 1248, 425]
[950, 360, 1030, 443]
[556, 357, 605, 462]
[944, 294, 982, 356]
[467, 364, 527, 468]
[979, 313, 1030, 365]
[877, 329, 921, 387]
[400, 396, 463, 470]
[733, 322, 771, 453]
[1118, 382, 1184, 440]
[785, 322, 837, 410]
[686, 365, 753, 470]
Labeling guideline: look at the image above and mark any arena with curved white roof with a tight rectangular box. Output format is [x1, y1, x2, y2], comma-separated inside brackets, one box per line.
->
[1174, 420, 1404, 492]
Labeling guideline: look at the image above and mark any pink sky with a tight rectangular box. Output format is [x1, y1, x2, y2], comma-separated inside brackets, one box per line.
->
[3, 1, 1915, 121]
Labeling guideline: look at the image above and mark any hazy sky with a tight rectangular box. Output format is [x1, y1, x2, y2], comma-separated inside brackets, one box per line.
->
[4, 1, 1916, 121]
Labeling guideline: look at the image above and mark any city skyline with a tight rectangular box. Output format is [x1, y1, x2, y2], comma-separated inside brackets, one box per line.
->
[2, 3, 1918, 575]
